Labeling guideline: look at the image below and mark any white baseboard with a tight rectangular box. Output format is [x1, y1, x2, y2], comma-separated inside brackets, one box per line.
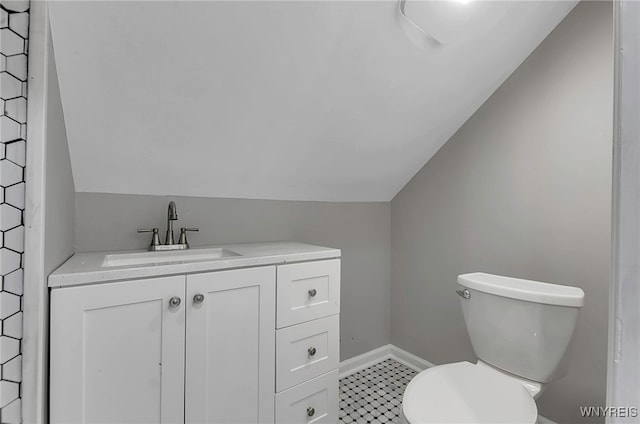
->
[339, 344, 557, 424]
[339, 344, 434, 377]
[339, 344, 395, 378]
[388, 344, 436, 371]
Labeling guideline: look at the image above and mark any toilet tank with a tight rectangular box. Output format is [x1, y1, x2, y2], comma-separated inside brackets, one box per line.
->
[457, 272, 584, 383]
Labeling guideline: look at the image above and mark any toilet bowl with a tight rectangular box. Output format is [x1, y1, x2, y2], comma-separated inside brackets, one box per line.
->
[401, 273, 584, 424]
[401, 362, 538, 424]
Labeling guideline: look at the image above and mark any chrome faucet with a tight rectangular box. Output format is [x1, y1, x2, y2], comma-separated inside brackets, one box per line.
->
[138, 201, 199, 251]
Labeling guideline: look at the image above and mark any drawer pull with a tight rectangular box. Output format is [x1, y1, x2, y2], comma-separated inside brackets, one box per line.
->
[307, 407, 315, 418]
[308, 288, 317, 298]
[193, 293, 205, 304]
[169, 296, 181, 308]
[308, 347, 317, 357]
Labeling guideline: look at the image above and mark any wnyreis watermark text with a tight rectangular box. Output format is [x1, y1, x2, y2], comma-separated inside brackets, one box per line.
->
[580, 407, 638, 418]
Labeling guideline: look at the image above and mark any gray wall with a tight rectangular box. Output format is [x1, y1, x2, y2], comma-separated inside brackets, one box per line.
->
[44, 35, 76, 276]
[75, 193, 391, 360]
[390, 2, 612, 423]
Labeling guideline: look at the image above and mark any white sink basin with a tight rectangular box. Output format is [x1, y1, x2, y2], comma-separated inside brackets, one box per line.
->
[102, 247, 241, 267]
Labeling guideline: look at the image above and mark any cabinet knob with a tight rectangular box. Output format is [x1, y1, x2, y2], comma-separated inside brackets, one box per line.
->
[193, 293, 205, 304]
[306, 407, 315, 418]
[308, 347, 317, 357]
[169, 296, 181, 308]
[308, 288, 317, 298]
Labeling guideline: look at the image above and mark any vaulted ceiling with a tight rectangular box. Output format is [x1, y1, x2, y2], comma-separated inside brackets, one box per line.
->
[48, 0, 577, 202]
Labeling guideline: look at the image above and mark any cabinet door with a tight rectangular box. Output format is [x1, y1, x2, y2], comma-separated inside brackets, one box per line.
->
[50, 276, 186, 424]
[185, 267, 276, 424]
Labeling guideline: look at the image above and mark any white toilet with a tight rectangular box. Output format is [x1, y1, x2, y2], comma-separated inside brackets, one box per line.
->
[401, 272, 585, 424]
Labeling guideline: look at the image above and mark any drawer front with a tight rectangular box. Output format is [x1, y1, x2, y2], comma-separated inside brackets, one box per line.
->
[277, 259, 340, 328]
[276, 314, 339, 392]
[275, 370, 339, 424]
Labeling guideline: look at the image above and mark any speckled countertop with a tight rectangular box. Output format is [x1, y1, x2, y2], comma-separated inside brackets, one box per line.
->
[48, 241, 341, 288]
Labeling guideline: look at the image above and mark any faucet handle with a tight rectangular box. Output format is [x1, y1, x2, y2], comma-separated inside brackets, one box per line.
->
[178, 227, 199, 246]
[138, 228, 161, 248]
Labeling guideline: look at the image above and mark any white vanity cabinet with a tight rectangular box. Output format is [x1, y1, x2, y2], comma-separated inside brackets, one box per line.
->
[48, 242, 341, 424]
[50, 267, 276, 424]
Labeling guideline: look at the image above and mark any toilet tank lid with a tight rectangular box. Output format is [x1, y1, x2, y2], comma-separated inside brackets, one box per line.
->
[458, 273, 585, 307]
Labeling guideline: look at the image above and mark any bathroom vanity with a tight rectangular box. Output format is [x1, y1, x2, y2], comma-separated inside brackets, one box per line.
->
[48, 242, 341, 424]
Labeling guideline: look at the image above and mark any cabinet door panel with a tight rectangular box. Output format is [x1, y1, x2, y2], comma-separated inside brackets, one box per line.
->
[50, 276, 186, 424]
[186, 267, 276, 424]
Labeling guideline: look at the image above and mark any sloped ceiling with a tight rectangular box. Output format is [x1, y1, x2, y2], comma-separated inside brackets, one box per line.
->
[48, 0, 577, 202]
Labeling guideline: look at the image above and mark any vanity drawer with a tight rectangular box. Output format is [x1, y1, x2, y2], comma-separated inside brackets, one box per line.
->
[276, 314, 339, 392]
[275, 369, 338, 424]
[277, 259, 340, 328]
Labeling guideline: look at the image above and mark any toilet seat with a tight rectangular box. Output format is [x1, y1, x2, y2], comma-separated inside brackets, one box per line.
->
[402, 361, 538, 424]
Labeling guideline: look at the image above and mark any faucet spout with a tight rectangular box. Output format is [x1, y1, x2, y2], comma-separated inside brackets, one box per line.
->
[166, 201, 178, 244]
[168, 201, 178, 221]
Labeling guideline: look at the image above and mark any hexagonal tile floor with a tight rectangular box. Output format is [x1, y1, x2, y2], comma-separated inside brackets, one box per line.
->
[339, 359, 417, 424]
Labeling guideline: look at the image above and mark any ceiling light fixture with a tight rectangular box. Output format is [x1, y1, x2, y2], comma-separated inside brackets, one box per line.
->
[398, 0, 443, 48]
